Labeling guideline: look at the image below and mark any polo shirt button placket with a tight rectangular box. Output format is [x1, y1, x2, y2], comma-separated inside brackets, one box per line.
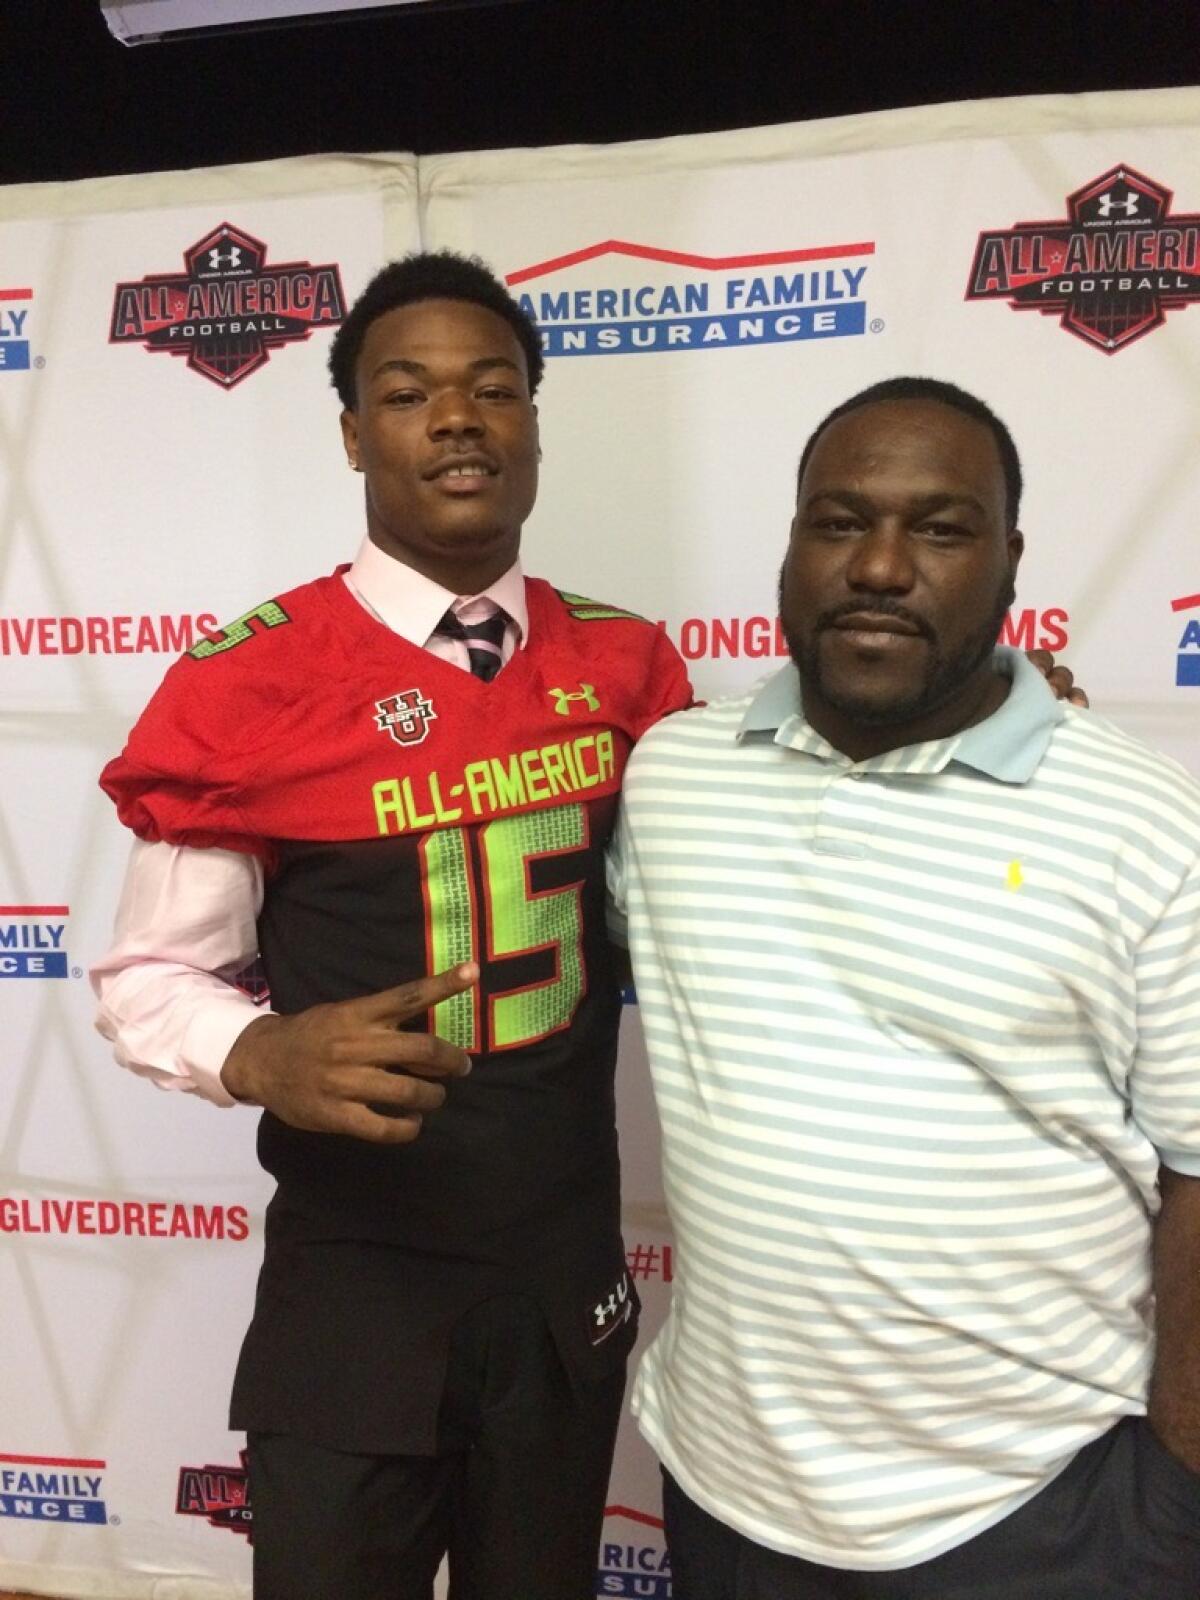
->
[814, 764, 874, 856]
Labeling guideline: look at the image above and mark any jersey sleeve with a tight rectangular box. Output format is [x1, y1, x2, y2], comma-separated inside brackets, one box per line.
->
[100, 652, 275, 859]
[631, 626, 695, 740]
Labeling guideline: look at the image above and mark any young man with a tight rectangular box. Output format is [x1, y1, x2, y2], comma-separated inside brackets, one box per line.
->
[613, 378, 1200, 1599]
[93, 252, 692, 1600]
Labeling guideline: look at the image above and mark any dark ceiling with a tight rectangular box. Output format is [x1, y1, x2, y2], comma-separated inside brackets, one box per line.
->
[3, 0, 1198, 187]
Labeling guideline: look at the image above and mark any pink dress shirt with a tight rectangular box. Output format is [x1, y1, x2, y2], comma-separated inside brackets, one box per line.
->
[91, 539, 527, 1107]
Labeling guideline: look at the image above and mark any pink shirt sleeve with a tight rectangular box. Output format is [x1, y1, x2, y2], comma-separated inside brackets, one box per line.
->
[91, 839, 267, 1107]
[94, 555, 527, 1103]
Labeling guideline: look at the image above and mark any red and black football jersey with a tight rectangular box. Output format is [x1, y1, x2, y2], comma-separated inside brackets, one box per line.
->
[100, 567, 693, 1450]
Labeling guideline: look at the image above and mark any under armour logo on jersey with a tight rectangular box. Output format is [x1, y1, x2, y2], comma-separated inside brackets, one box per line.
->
[550, 683, 600, 715]
[374, 689, 437, 746]
[589, 1269, 633, 1347]
[208, 245, 243, 271]
[1096, 190, 1139, 218]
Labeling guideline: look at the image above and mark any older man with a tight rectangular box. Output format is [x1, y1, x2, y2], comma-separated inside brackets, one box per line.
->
[613, 377, 1200, 1598]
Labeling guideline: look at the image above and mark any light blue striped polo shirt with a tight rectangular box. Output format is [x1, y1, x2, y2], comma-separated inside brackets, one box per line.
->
[610, 649, 1200, 1569]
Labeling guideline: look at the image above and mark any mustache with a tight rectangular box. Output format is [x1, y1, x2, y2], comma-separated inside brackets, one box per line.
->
[815, 599, 936, 642]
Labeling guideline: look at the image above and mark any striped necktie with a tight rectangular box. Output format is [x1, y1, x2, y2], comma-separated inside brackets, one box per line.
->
[436, 606, 508, 683]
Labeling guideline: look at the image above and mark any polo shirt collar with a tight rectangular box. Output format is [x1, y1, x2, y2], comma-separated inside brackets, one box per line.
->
[345, 536, 529, 649]
[738, 647, 1064, 783]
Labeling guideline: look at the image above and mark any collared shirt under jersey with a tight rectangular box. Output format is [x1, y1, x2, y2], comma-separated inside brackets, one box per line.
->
[609, 648, 1200, 1571]
[343, 533, 528, 670]
[91, 537, 527, 1102]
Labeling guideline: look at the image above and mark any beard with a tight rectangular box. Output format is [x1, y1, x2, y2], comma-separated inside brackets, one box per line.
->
[779, 568, 1016, 729]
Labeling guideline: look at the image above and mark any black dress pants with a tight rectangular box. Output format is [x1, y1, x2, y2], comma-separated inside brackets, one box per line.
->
[663, 1417, 1200, 1600]
[248, 1294, 625, 1600]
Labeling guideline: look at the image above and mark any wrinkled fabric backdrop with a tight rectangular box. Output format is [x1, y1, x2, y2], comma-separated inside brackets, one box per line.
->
[2, 85, 1197, 1599]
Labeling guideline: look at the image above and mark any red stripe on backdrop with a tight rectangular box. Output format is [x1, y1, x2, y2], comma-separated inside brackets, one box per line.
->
[0, 288, 33, 300]
[1170, 594, 1200, 612]
[0, 1454, 107, 1469]
[506, 238, 875, 285]
[0, 906, 70, 915]
[604, 1504, 665, 1529]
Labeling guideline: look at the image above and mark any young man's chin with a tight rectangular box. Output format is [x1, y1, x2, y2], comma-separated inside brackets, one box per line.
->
[428, 518, 519, 552]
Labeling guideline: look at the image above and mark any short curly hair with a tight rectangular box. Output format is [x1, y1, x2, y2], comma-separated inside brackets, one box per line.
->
[328, 250, 545, 408]
[796, 376, 1023, 528]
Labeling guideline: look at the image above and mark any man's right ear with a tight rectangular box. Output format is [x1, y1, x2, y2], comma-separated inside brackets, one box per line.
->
[340, 408, 361, 470]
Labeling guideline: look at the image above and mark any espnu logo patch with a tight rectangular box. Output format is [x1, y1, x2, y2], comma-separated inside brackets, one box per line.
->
[966, 166, 1200, 353]
[177, 1450, 252, 1539]
[507, 239, 874, 357]
[375, 688, 438, 746]
[1175, 592, 1200, 686]
[110, 223, 346, 389]
[0, 1453, 108, 1525]
[0, 904, 69, 979]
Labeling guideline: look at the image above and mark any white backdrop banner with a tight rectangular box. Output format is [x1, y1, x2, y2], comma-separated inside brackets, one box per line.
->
[2, 88, 1198, 1597]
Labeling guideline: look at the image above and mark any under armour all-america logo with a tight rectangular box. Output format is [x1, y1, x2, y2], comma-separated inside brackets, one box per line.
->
[549, 683, 600, 715]
[1095, 190, 1139, 219]
[110, 223, 346, 389]
[965, 165, 1200, 353]
[374, 689, 438, 746]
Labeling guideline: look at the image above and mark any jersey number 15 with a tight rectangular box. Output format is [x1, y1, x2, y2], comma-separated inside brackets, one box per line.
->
[419, 802, 589, 1054]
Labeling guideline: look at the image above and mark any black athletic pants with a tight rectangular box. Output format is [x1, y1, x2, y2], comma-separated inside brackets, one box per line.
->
[248, 1294, 625, 1600]
[663, 1416, 1200, 1600]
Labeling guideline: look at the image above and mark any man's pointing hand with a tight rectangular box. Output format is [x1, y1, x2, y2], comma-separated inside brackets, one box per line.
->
[219, 963, 477, 1144]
